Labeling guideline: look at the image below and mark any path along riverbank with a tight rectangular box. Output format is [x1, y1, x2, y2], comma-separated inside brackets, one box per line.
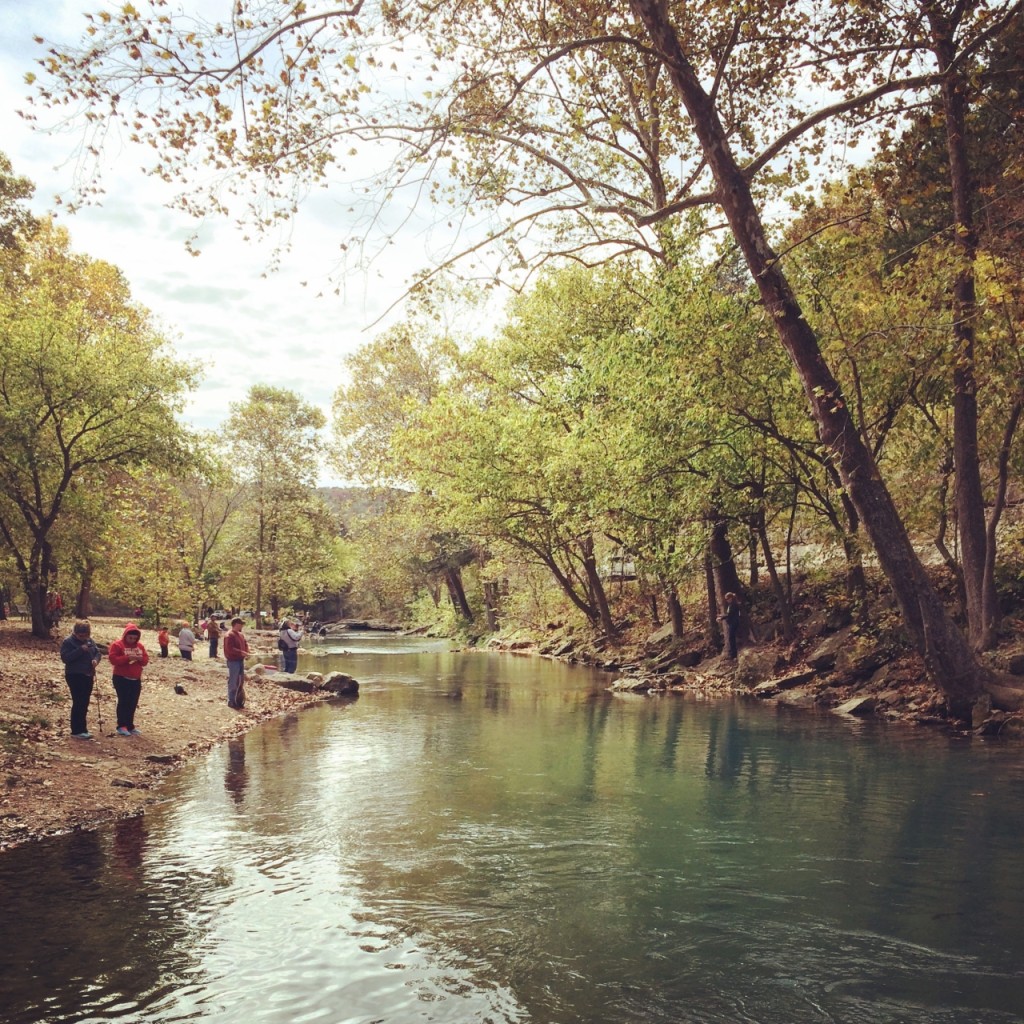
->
[0, 618, 338, 851]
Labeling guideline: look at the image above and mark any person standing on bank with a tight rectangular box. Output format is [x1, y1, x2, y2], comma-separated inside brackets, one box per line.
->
[278, 619, 303, 674]
[223, 617, 249, 709]
[207, 615, 221, 659]
[108, 623, 149, 737]
[719, 592, 741, 660]
[177, 621, 195, 661]
[59, 620, 101, 739]
[157, 626, 169, 658]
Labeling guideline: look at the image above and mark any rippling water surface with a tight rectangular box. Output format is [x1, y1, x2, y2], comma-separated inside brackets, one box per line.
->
[2, 636, 1024, 1023]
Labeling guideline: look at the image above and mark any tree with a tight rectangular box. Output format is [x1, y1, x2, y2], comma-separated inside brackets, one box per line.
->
[35, 1, 1024, 716]
[0, 218, 196, 636]
[0, 152, 36, 251]
[332, 313, 481, 624]
[225, 385, 328, 625]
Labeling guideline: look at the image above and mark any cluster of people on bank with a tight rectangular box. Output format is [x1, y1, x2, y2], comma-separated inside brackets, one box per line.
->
[58, 615, 305, 740]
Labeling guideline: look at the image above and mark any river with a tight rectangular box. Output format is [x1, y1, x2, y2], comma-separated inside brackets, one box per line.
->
[1, 635, 1024, 1023]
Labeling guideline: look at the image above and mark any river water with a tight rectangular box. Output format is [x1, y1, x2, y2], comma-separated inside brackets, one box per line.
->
[2, 636, 1024, 1024]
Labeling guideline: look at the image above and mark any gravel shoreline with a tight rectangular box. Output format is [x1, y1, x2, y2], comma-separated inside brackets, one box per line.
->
[0, 617, 337, 851]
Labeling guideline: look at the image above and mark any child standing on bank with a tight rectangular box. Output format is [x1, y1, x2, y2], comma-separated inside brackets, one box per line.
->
[59, 620, 101, 739]
[108, 623, 149, 737]
[157, 626, 170, 658]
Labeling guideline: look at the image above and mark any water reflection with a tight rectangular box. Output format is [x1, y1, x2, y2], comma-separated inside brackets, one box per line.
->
[1, 642, 1023, 1024]
[224, 738, 248, 806]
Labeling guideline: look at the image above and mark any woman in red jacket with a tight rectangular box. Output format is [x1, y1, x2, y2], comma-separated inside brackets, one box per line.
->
[107, 623, 149, 737]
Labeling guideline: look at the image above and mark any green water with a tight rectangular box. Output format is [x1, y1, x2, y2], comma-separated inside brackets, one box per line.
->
[2, 638, 1023, 1023]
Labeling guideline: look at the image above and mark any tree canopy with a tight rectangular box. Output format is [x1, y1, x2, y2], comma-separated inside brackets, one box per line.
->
[0, 217, 197, 634]
[26, 1, 1024, 716]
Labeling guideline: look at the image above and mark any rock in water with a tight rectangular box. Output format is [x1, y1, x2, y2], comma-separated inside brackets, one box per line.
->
[322, 672, 359, 696]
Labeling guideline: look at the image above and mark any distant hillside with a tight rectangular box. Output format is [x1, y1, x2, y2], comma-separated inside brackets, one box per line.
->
[319, 485, 409, 528]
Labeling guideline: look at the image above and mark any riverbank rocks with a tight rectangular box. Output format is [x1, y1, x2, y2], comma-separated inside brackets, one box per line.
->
[976, 710, 1024, 737]
[735, 647, 782, 688]
[835, 696, 876, 716]
[609, 675, 664, 693]
[751, 669, 817, 699]
[805, 628, 852, 671]
[277, 677, 317, 693]
[322, 672, 359, 695]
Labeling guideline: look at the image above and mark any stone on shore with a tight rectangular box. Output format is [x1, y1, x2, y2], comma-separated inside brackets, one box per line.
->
[322, 672, 359, 695]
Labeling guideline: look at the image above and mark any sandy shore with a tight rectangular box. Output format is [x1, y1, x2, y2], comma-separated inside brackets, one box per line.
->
[0, 617, 337, 851]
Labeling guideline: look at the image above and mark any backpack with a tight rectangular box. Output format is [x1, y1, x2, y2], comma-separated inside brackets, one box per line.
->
[277, 637, 287, 651]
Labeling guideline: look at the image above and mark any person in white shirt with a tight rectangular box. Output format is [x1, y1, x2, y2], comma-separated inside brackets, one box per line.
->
[177, 622, 196, 661]
[278, 620, 303, 673]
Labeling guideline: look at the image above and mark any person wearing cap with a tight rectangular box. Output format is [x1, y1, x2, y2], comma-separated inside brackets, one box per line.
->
[223, 617, 250, 708]
[206, 615, 221, 659]
[107, 623, 149, 737]
[59, 619, 101, 739]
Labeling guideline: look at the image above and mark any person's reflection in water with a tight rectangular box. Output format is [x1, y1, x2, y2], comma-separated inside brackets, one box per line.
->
[278, 712, 300, 748]
[64, 828, 105, 891]
[224, 737, 248, 806]
[111, 816, 147, 884]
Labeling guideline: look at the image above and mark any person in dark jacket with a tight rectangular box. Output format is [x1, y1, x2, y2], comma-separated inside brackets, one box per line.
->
[59, 620, 101, 739]
[107, 623, 149, 737]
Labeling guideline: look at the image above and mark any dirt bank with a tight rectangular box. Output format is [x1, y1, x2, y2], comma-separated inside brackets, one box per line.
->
[0, 617, 337, 851]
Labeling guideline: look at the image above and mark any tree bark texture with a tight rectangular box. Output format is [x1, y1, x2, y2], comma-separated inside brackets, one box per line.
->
[667, 587, 684, 637]
[928, 7, 995, 649]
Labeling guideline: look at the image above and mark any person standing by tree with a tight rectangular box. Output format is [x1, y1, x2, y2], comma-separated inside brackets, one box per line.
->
[223, 617, 249, 709]
[177, 621, 195, 661]
[157, 625, 169, 658]
[207, 615, 221, 659]
[59, 619, 101, 739]
[107, 623, 149, 737]
[278, 619, 303, 674]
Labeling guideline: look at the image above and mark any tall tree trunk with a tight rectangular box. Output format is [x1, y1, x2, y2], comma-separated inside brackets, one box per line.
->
[836, 493, 869, 620]
[667, 586, 684, 638]
[704, 551, 721, 648]
[581, 537, 617, 636]
[28, 538, 54, 638]
[631, 0, 987, 717]
[754, 516, 794, 641]
[982, 397, 1023, 635]
[483, 581, 500, 631]
[535, 548, 600, 625]
[928, 9, 994, 650]
[444, 567, 474, 622]
[709, 518, 744, 604]
[76, 565, 94, 619]
[648, 591, 662, 628]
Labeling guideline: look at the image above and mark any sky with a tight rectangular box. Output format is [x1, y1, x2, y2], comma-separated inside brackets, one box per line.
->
[0, 1, 442, 479]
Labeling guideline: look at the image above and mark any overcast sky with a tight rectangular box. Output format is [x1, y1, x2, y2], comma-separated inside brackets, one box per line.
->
[0, 0, 450, 479]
